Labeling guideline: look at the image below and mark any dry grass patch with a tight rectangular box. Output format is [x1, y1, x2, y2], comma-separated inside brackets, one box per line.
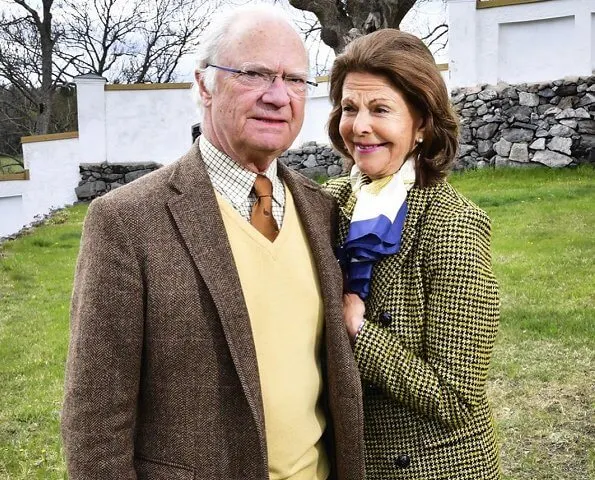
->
[489, 339, 594, 479]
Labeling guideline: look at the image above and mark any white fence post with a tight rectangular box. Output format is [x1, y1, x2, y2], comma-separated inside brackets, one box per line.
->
[447, 0, 478, 88]
[74, 74, 107, 164]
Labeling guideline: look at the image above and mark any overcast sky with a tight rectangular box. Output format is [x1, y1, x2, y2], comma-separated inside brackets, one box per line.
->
[0, 0, 448, 82]
[174, 0, 448, 80]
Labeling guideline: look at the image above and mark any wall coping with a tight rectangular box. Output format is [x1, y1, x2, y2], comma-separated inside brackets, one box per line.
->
[105, 83, 192, 91]
[21, 131, 79, 144]
[476, 0, 550, 9]
[0, 170, 30, 181]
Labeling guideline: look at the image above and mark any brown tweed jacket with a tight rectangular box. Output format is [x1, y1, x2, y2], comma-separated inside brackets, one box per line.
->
[324, 176, 500, 480]
[61, 141, 365, 480]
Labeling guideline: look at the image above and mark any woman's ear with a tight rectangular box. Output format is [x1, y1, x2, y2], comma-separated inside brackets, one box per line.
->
[415, 115, 427, 144]
[195, 71, 213, 107]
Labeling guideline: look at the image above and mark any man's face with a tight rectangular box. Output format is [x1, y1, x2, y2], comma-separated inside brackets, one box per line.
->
[200, 17, 308, 172]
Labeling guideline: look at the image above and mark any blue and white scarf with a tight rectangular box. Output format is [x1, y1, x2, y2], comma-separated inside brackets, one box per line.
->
[339, 157, 416, 299]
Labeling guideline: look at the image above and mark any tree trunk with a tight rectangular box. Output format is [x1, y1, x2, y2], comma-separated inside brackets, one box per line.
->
[287, 0, 419, 54]
[36, 0, 55, 134]
[9, 0, 56, 134]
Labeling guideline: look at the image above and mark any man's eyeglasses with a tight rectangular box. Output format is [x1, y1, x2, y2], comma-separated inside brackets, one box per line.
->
[206, 63, 318, 97]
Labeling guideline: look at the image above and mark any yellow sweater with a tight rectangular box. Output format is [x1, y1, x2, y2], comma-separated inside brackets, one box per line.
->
[216, 187, 329, 480]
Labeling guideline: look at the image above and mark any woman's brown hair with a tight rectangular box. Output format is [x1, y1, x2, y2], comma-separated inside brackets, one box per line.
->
[328, 29, 459, 187]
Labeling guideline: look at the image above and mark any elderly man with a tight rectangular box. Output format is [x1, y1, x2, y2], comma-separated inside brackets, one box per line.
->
[61, 4, 364, 480]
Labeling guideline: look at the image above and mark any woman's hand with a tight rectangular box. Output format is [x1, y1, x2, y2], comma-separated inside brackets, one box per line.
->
[343, 293, 366, 341]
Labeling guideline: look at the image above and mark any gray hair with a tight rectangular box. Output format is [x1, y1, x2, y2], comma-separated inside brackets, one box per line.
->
[191, 3, 303, 119]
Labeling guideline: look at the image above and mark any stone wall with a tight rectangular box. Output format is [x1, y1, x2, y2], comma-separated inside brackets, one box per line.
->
[452, 76, 594, 169]
[75, 76, 594, 201]
[76, 162, 161, 200]
[278, 141, 344, 179]
[74, 144, 344, 201]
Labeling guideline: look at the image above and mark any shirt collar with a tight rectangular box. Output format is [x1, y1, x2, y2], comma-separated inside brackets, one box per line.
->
[199, 136, 283, 207]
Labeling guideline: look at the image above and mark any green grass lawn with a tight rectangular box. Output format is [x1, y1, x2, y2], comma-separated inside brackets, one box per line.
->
[0, 155, 25, 174]
[450, 166, 595, 480]
[1, 167, 594, 479]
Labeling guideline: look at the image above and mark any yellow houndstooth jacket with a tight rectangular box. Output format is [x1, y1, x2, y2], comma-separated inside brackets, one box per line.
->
[324, 176, 501, 480]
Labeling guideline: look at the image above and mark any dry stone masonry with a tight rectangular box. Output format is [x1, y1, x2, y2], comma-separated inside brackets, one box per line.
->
[278, 141, 344, 179]
[452, 76, 594, 169]
[75, 76, 594, 201]
[76, 162, 161, 200]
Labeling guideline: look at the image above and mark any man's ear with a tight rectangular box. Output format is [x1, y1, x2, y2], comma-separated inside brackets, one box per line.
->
[196, 71, 213, 107]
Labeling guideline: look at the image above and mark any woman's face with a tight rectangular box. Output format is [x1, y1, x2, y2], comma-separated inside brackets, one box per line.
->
[339, 72, 425, 179]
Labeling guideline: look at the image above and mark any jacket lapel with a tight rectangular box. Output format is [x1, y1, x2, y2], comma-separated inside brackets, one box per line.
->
[334, 183, 356, 247]
[388, 186, 433, 270]
[336, 182, 435, 316]
[279, 165, 357, 393]
[165, 142, 266, 456]
[279, 163, 342, 307]
[287, 170, 365, 472]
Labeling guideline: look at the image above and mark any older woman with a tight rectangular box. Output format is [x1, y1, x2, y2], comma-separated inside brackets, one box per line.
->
[323, 29, 501, 479]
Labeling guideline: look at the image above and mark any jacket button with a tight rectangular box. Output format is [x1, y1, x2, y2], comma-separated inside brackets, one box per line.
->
[394, 454, 411, 468]
[379, 311, 392, 326]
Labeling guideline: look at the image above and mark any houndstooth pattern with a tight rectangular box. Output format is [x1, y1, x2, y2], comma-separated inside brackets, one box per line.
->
[324, 176, 501, 480]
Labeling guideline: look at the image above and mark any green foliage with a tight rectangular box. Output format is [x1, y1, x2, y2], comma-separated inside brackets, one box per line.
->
[0, 155, 25, 174]
[0, 167, 594, 479]
[314, 173, 331, 184]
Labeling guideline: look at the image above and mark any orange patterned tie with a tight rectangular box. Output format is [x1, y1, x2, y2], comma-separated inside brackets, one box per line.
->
[250, 175, 279, 242]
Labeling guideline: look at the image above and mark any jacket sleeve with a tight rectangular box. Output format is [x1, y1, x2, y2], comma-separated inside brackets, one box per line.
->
[353, 206, 499, 430]
[61, 197, 144, 479]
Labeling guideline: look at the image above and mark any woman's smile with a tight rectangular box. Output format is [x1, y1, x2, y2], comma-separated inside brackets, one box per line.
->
[339, 71, 424, 179]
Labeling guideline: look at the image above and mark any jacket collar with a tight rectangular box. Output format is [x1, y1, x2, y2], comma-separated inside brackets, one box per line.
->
[336, 181, 438, 315]
[166, 140, 268, 464]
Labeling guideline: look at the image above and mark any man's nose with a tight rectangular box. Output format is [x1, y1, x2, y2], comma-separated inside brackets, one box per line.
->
[261, 76, 291, 107]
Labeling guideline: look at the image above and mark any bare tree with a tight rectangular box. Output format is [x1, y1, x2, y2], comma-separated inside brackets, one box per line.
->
[59, 0, 144, 79]
[402, 1, 448, 57]
[279, 0, 447, 74]
[0, 0, 215, 155]
[122, 0, 213, 83]
[0, 148, 24, 171]
[0, 0, 64, 134]
[60, 0, 215, 83]
[420, 22, 448, 57]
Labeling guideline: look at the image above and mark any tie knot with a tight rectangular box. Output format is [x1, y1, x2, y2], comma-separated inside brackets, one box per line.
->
[253, 174, 273, 198]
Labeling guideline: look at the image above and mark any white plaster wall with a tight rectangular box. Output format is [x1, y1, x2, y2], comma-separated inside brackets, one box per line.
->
[105, 88, 200, 165]
[448, 0, 478, 88]
[592, 13, 595, 71]
[440, 69, 450, 91]
[498, 16, 575, 84]
[0, 194, 25, 238]
[0, 138, 79, 237]
[76, 77, 107, 163]
[448, 0, 595, 87]
[296, 81, 333, 147]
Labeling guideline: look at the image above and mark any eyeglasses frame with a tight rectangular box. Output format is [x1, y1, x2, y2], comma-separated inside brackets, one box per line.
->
[205, 63, 318, 95]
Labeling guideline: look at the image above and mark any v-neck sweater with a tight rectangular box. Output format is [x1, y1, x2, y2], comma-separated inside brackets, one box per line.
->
[215, 187, 329, 480]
